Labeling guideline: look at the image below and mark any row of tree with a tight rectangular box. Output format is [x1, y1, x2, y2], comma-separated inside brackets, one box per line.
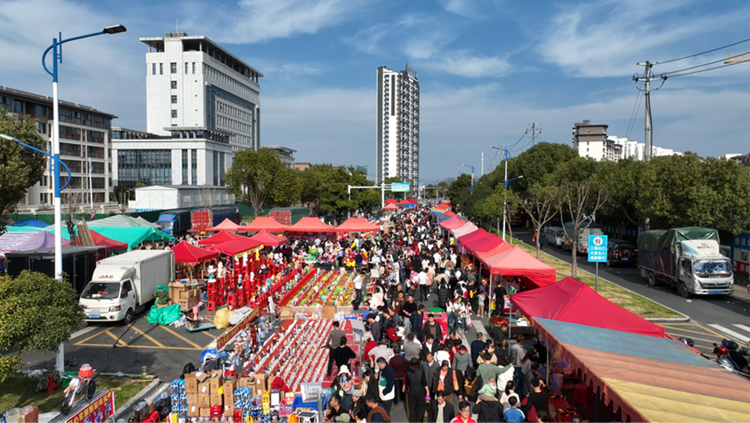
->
[447, 142, 750, 277]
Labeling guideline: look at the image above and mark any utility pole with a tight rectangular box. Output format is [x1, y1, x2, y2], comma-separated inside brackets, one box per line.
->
[525, 123, 541, 146]
[634, 61, 666, 161]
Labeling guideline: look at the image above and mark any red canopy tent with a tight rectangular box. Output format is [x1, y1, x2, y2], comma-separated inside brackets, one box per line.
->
[443, 210, 458, 217]
[286, 217, 336, 233]
[470, 236, 506, 255]
[239, 216, 290, 233]
[452, 222, 478, 237]
[475, 241, 512, 260]
[458, 228, 489, 246]
[206, 238, 263, 256]
[335, 218, 380, 233]
[481, 246, 556, 287]
[171, 241, 219, 263]
[382, 203, 398, 210]
[198, 230, 247, 246]
[407, 199, 417, 204]
[439, 217, 466, 229]
[248, 230, 288, 247]
[511, 277, 666, 338]
[207, 218, 242, 232]
[385, 198, 398, 205]
[397, 199, 410, 205]
[90, 230, 128, 251]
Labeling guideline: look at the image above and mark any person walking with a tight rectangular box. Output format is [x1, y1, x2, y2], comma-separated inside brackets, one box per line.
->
[365, 395, 392, 423]
[430, 361, 458, 404]
[404, 358, 427, 423]
[427, 391, 455, 423]
[327, 321, 347, 377]
[389, 347, 408, 406]
[376, 357, 396, 414]
[449, 401, 477, 423]
[472, 377, 504, 423]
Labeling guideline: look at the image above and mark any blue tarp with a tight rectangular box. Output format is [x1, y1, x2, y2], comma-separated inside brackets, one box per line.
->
[10, 219, 50, 228]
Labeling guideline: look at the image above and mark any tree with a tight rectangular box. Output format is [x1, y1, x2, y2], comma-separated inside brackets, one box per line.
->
[0, 271, 84, 382]
[518, 178, 560, 258]
[0, 114, 46, 234]
[599, 159, 652, 236]
[446, 174, 472, 209]
[504, 142, 578, 194]
[225, 149, 301, 216]
[555, 158, 612, 278]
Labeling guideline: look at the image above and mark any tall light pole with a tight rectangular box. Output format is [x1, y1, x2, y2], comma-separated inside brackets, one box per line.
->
[41, 24, 126, 375]
[461, 164, 475, 194]
[488, 145, 514, 240]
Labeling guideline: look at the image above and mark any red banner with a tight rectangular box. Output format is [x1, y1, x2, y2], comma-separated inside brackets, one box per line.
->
[65, 390, 115, 423]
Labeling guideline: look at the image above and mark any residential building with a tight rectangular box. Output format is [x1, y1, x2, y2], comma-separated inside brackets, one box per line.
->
[131, 185, 234, 211]
[376, 65, 420, 195]
[0, 86, 116, 211]
[262, 145, 296, 168]
[140, 32, 263, 152]
[609, 136, 682, 161]
[294, 162, 311, 171]
[572, 120, 620, 161]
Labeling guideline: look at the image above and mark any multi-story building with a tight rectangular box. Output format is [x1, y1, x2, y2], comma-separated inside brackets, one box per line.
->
[262, 146, 296, 168]
[572, 120, 620, 161]
[376, 65, 420, 195]
[0, 86, 116, 211]
[609, 135, 682, 161]
[140, 32, 262, 152]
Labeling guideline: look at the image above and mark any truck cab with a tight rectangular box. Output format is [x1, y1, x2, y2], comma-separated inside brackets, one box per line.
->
[80, 266, 137, 323]
[677, 240, 734, 297]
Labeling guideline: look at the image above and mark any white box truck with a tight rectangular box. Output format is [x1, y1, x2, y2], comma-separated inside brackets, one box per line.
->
[79, 250, 175, 324]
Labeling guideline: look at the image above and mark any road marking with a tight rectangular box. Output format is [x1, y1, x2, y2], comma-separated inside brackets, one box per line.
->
[73, 343, 202, 350]
[707, 324, 750, 343]
[660, 326, 720, 338]
[103, 329, 128, 347]
[200, 331, 218, 339]
[131, 327, 166, 348]
[74, 328, 109, 345]
[733, 324, 750, 335]
[70, 326, 100, 340]
[158, 325, 204, 349]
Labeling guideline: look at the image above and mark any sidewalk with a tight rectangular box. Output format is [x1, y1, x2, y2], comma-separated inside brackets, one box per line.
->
[729, 283, 750, 304]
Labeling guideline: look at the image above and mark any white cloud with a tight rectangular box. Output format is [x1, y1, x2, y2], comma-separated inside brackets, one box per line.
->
[185, 0, 372, 44]
[425, 50, 511, 77]
[439, 0, 494, 19]
[343, 23, 390, 56]
[538, 0, 748, 78]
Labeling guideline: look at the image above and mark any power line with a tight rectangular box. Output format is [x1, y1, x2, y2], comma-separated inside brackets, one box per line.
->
[667, 61, 747, 78]
[662, 51, 750, 75]
[655, 38, 750, 64]
[624, 86, 642, 140]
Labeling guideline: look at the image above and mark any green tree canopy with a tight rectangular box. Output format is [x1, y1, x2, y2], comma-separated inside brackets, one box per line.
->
[505, 142, 578, 193]
[0, 114, 47, 234]
[0, 271, 84, 382]
[225, 149, 302, 216]
[446, 173, 472, 209]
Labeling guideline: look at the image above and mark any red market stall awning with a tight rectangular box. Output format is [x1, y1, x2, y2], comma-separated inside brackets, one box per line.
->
[443, 210, 458, 217]
[475, 241, 513, 260]
[458, 228, 489, 246]
[452, 222, 478, 238]
[335, 218, 380, 233]
[471, 236, 506, 254]
[439, 217, 465, 229]
[511, 277, 665, 338]
[248, 230, 288, 247]
[207, 218, 242, 232]
[481, 245, 556, 287]
[407, 199, 417, 204]
[397, 199, 410, 205]
[383, 203, 398, 210]
[385, 198, 398, 205]
[197, 230, 248, 246]
[171, 241, 219, 263]
[90, 230, 128, 251]
[286, 217, 336, 233]
[206, 238, 262, 256]
[238, 216, 290, 233]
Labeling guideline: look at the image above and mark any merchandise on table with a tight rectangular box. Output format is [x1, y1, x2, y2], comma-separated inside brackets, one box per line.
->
[282, 270, 356, 307]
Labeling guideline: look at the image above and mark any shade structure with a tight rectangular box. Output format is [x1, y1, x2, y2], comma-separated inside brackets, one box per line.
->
[90, 230, 128, 251]
[439, 217, 465, 229]
[89, 227, 173, 250]
[385, 198, 398, 205]
[481, 245, 556, 287]
[457, 228, 489, 246]
[86, 214, 159, 228]
[198, 230, 247, 246]
[534, 318, 750, 423]
[171, 241, 219, 263]
[206, 238, 262, 256]
[407, 199, 417, 204]
[451, 221, 478, 238]
[207, 218, 242, 232]
[382, 204, 398, 210]
[10, 218, 49, 228]
[443, 210, 458, 217]
[474, 239, 512, 258]
[239, 216, 290, 233]
[335, 218, 380, 233]
[511, 277, 665, 338]
[286, 217, 336, 233]
[0, 231, 69, 257]
[248, 230, 288, 247]
[429, 208, 446, 214]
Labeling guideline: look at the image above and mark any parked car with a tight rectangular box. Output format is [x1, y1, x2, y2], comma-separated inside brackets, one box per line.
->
[607, 239, 637, 267]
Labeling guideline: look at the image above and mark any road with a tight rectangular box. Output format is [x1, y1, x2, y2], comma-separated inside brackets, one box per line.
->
[512, 229, 750, 356]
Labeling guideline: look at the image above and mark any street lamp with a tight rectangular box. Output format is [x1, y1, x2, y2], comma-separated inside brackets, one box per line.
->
[461, 164, 475, 194]
[41, 24, 126, 375]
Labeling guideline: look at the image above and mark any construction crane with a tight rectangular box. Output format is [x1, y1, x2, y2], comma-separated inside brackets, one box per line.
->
[725, 53, 749, 64]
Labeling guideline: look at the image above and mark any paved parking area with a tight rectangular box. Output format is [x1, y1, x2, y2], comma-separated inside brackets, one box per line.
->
[658, 322, 750, 358]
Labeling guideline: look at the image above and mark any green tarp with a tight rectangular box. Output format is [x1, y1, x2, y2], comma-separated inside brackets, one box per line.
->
[147, 303, 182, 325]
[638, 227, 719, 252]
[637, 230, 667, 251]
[88, 227, 173, 250]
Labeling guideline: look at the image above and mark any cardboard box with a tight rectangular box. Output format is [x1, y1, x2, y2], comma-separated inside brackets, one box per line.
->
[188, 404, 199, 418]
[223, 379, 237, 393]
[187, 394, 198, 408]
[209, 370, 224, 394]
[185, 373, 198, 394]
[254, 374, 267, 392]
[198, 380, 211, 395]
[199, 408, 211, 417]
[180, 290, 191, 300]
[189, 288, 200, 299]
[198, 394, 210, 408]
[224, 405, 234, 417]
[196, 371, 209, 382]
[210, 394, 223, 407]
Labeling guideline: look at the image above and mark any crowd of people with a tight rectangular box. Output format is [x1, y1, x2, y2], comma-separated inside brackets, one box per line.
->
[320, 205, 557, 423]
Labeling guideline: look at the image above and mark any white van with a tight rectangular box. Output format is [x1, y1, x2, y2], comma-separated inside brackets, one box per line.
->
[545, 227, 565, 248]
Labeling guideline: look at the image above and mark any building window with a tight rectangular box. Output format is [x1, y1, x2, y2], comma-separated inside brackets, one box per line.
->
[159, 63, 163, 75]
[213, 151, 219, 186]
[37, 122, 47, 134]
[192, 62, 196, 74]
[117, 150, 172, 187]
[14, 100, 23, 113]
[171, 95, 177, 104]
[37, 105, 47, 118]
[87, 130, 105, 144]
[219, 152, 225, 186]
[171, 110, 178, 118]
[182, 149, 188, 184]
[170, 62, 177, 74]
[171, 81, 177, 89]
[191, 149, 197, 185]
[152, 63, 156, 75]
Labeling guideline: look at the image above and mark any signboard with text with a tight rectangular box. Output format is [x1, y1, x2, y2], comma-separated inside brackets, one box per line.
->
[65, 390, 115, 423]
[588, 235, 608, 263]
[391, 182, 410, 192]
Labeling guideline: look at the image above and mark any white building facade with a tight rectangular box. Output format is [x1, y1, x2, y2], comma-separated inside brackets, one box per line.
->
[131, 185, 234, 211]
[140, 32, 262, 152]
[609, 136, 681, 161]
[376, 65, 420, 195]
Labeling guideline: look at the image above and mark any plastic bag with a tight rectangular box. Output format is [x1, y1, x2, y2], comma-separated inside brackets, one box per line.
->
[147, 304, 182, 325]
[214, 308, 232, 329]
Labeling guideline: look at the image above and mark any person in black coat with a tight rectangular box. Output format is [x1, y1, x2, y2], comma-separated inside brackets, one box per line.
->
[437, 279, 450, 311]
[422, 314, 443, 342]
[472, 396, 504, 423]
[412, 305, 425, 340]
[427, 391, 455, 423]
[470, 332, 486, 368]
[404, 358, 427, 423]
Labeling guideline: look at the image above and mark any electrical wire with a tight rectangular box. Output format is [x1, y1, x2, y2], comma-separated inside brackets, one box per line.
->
[504, 133, 526, 151]
[667, 61, 747, 78]
[655, 38, 750, 64]
[624, 87, 643, 140]
[511, 137, 534, 153]
[662, 51, 750, 75]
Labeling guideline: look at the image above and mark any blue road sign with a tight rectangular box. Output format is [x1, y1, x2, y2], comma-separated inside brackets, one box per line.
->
[588, 234, 608, 263]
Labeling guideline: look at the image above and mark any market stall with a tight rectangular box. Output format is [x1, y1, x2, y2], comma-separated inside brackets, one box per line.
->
[0, 231, 69, 257]
[88, 226, 173, 250]
[198, 230, 248, 246]
[239, 217, 291, 233]
[248, 230, 288, 246]
[334, 217, 380, 233]
[480, 245, 556, 288]
[438, 216, 466, 230]
[89, 230, 128, 252]
[285, 217, 336, 234]
[451, 221, 478, 238]
[207, 218, 244, 232]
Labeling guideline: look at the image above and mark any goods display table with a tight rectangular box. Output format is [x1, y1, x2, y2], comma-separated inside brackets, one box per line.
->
[282, 270, 356, 308]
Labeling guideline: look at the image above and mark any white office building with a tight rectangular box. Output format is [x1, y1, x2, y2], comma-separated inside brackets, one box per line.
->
[140, 32, 263, 152]
[376, 65, 420, 195]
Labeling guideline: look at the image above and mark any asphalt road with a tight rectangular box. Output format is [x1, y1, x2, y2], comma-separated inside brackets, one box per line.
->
[512, 228, 750, 356]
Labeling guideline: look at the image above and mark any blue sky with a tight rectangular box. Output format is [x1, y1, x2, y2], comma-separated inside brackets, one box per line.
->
[1, 0, 748, 183]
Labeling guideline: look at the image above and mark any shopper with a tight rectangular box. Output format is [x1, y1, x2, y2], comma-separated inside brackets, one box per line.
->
[404, 358, 427, 423]
[503, 396, 525, 423]
[365, 396, 392, 423]
[427, 391, 455, 423]
[423, 314, 443, 343]
[389, 346, 408, 406]
[403, 333, 421, 362]
[430, 361, 458, 403]
[523, 377, 549, 419]
[376, 357, 395, 414]
[349, 389, 366, 420]
[472, 377, 504, 423]
[325, 394, 348, 421]
[421, 352, 439, 399]
[470, 333, 485, 368]
[449, 401, 477, 423]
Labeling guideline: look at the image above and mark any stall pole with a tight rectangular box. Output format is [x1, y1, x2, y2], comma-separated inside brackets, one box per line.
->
[545, 337, 551, 386]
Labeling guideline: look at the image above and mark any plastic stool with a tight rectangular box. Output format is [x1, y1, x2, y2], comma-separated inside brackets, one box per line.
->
[206, 300, 217, 314]
[226, 293, 237, 311]
[573, 384, 591, 408]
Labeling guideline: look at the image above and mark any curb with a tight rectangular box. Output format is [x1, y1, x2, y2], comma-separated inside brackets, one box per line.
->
[112, 379, 165, 421]
[729, 293, 750, 305]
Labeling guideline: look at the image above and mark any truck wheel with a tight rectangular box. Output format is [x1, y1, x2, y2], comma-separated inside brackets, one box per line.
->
[679, 283, 691, 298]
[647, 273, 659, 287]
[123, 309, 135, 325]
